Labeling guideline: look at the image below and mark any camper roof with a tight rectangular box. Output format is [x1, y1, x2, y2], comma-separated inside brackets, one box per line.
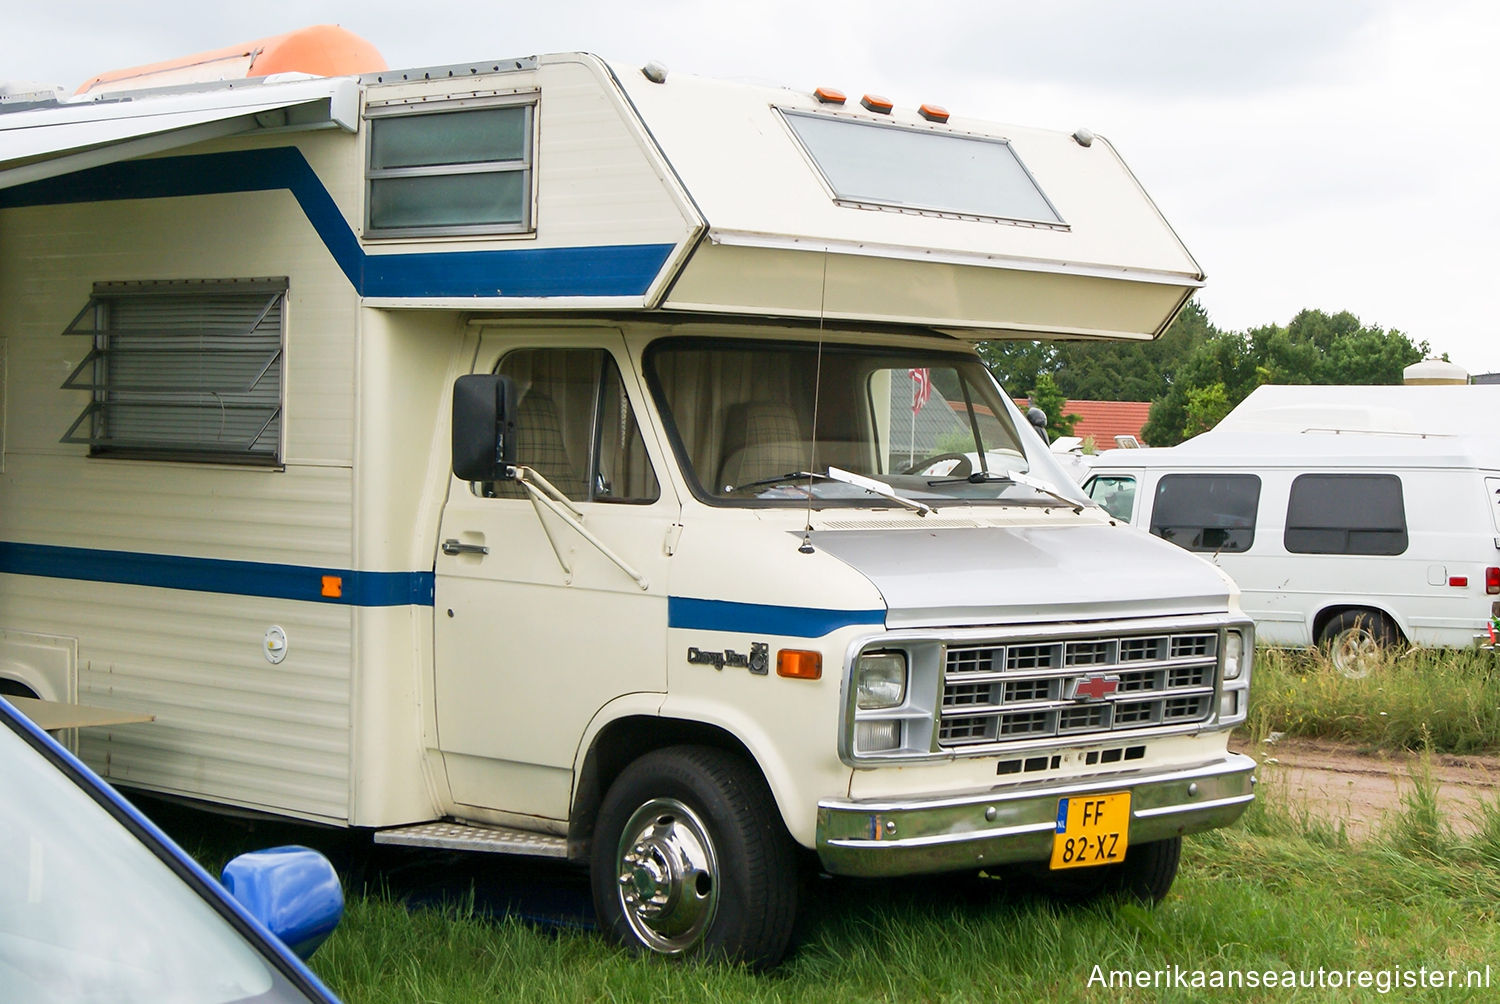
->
[613, 59, 1203, 341]
[1211, 384, 1500, 438]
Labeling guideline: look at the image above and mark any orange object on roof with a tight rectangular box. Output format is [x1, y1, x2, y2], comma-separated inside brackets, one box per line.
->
[76, 24, 386, 96]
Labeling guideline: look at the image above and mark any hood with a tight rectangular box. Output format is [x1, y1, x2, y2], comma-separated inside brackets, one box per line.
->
[808, 522, 1231, 630]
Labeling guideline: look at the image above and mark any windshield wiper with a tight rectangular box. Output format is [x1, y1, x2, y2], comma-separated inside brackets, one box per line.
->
[725, 468, 934, 515]
[722, 471, 828, 494]
[926, 469, 1086, 514]
[826, 467, 933, 515]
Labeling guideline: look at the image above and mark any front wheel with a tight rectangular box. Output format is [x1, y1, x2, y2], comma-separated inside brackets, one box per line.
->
[590, 746, 797, 969]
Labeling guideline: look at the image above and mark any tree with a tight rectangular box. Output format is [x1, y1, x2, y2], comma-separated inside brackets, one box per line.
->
[1181, 382, 1231, 439]
[1142, 309, 1428, 446]
[974, 339, 1057, 396]
[1052, 299, 1219, 402]
[1026, 372, 1080, 440]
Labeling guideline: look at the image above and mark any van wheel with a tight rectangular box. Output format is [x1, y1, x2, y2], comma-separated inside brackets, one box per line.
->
[590, 746, 797, 970]
[1014, 836, 1181, 905]
[1320, 610, 1397, 679]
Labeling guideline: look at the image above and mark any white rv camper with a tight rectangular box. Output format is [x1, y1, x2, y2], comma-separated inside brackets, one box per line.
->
[0, 28, 1254, 966]
[1085, 385, 1500, 676]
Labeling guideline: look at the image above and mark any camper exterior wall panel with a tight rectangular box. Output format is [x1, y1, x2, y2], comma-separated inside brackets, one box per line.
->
[0, 127, 366, 821]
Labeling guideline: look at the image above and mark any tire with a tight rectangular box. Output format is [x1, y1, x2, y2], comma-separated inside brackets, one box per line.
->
[1105, 835, 1181, 903]
[1011, 836, 1181, 905]
[1320, 610, 1397, 679]
[590, 746, 798, 969]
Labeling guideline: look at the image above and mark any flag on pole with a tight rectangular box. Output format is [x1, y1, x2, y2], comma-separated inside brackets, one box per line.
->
[908, 368, 931, 414]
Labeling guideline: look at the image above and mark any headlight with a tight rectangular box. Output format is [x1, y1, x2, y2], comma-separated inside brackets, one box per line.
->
[855, 652, 907, 710]
[1223, 631, 1243, 681]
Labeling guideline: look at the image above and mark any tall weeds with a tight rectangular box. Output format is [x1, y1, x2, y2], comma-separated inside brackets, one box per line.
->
[1247, 647, 1500, 753]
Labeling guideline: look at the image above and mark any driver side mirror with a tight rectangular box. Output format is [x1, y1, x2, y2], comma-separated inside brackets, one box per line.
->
[452, 374, 518, 482]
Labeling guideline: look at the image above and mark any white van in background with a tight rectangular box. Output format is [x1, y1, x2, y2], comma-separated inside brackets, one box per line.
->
[1085, 385, 1500, 675]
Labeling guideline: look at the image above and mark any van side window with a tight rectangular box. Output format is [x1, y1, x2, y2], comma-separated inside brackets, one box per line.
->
[1150, 474, 1260, 553]
[1285, 474, 1407, 555]
[1085, 475, 1136, 521]
[483, 348, 659, 504]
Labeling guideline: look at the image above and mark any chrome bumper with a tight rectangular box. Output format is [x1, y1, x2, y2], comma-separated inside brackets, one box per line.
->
[816, 753, 1256, 877]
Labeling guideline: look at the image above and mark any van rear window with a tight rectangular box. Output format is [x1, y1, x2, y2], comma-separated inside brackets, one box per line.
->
[1284, 474, 1407, 555]
[1150, 474, 1261, 553]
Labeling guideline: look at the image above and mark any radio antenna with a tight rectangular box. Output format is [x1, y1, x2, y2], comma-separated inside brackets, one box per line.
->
[799, 251, 829, 555]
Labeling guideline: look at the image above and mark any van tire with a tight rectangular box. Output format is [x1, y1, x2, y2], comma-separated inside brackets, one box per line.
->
[1320, 610, 1397, 678]
[590, 745, 797, 970]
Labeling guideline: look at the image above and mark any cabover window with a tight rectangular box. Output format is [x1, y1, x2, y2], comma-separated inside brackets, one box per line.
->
[59, 279, 285, 465]
[1150, 474, 1261, 553]
[365, 98, 535, 237]
[1285, 473, 1408, 555]
[780, 109, 1062, 226]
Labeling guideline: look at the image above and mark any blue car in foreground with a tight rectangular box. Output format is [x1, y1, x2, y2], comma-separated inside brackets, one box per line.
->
[0, 696, 344, 1002]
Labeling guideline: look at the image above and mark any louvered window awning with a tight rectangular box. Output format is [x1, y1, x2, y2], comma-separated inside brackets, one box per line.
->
[60, 279, 286, 465]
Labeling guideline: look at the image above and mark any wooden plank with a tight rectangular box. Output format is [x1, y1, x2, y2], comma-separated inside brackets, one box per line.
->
[6, 695, 155, 731]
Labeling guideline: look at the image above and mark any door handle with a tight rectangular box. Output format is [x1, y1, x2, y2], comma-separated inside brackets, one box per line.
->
[441, 539, 490, 556]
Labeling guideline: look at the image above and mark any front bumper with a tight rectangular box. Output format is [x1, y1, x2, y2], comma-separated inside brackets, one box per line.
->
[816, 752, 1255, 877]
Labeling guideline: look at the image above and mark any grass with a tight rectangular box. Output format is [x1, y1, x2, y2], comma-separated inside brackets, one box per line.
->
[160, 762, 1500, 1003]
[290, 776, 1500, 1002]
[1245, 646, 1500, 754]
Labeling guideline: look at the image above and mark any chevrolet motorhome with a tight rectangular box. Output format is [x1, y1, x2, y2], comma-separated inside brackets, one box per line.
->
[0, 27, 1253, 966]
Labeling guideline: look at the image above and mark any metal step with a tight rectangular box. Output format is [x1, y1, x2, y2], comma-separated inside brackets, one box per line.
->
[373, 821, 569, 859]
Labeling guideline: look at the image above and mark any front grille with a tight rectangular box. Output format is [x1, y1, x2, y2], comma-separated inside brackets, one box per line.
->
[938, 631, 1218, 748]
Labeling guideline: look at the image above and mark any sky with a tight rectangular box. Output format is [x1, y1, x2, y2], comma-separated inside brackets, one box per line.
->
[5, 0, 1498, 373]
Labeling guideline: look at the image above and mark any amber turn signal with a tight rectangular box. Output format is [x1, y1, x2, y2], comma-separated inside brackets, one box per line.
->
[777, 649, 822, 680]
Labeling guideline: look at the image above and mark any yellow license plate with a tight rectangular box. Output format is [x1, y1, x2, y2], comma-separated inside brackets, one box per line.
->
[1050, 792, 1130, 869]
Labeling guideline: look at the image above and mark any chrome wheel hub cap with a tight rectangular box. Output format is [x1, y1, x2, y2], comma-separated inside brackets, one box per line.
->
[1332, 630, 1378, 679]
[614, 797, 720, 954]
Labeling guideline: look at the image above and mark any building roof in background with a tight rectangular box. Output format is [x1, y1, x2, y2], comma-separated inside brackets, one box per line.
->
[1067, 400, 1152, 446]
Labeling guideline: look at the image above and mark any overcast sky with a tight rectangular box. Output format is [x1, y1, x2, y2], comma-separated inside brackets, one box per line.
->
[6, 1, 1498, 374]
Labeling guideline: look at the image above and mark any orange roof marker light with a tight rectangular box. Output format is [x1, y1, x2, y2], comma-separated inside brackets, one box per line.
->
[860, 94, 894, 115]
[918, 103, 950, 123]
[813, 86, 847, 105]
[75, 25, 387, 97]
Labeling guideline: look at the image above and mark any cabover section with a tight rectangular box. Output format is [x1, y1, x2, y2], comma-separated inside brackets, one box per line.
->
[613, 62, 1203, 340]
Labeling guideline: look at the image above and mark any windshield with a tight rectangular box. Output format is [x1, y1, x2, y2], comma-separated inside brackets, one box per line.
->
[646, 336, 1065, 509]
[0, 712, 321, 1003]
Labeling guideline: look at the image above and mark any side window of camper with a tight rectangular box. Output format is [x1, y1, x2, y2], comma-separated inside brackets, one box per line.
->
[1285, 474, 1408, 555]
[1084, 475, 1136, 521]
[58, 279, 286, 465]
[483, 348, 659, 504]
[365, 98, 536, 237]
[1150, 474, 1261, 553]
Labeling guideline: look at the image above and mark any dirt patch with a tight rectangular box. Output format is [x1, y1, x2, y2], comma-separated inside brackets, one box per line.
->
[1229, 736, 1500, 839]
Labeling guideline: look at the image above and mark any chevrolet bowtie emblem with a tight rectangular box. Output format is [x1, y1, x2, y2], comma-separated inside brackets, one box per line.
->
[1070, 675, 1120, 701]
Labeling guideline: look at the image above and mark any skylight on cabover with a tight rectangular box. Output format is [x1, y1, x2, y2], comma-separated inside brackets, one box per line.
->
[780, 110, 1063, 227]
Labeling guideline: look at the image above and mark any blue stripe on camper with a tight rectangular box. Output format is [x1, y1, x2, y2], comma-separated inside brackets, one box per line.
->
[0, 148, 675, 300]
[667, 596, 885, 639]
[0, 542, 434, 607]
